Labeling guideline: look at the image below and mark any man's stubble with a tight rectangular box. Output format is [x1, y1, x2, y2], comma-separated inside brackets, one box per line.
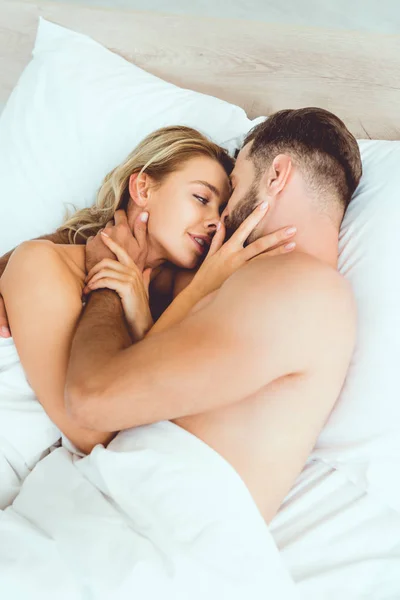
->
[224, 182, 261, 245]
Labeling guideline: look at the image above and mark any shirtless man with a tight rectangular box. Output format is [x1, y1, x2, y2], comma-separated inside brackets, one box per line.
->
[0, 108, 362, 522]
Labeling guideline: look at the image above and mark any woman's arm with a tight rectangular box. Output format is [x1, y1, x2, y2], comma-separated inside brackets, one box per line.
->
[0, 230, 84, 338]
[0, 230, 79, 279]
[0, 240, 118, 454]
[147, 271, 204, 336]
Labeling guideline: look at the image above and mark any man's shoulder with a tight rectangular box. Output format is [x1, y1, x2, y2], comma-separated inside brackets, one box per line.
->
[212, 252, 355, 381]
[222, 251, 355, 340]
[234, 252, 352, 300]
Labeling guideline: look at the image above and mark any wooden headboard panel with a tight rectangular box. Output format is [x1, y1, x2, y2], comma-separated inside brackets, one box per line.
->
[2, 0, 400, 139]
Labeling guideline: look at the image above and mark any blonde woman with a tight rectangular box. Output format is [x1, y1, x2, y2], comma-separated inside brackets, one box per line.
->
[0, 126, 295, 454]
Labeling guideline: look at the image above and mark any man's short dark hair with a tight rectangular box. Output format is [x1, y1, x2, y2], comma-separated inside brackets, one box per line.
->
[244, 108, 362, 214]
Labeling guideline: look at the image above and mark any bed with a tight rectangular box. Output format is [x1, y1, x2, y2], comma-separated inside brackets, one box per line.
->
[1, 1, 400, 598]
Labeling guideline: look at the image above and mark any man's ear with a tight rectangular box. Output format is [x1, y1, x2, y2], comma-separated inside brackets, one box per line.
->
[128, 172, 151, 208]
[262, 154, 292, 199]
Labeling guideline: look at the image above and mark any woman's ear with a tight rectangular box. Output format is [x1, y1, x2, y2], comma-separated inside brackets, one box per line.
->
[128, 173, 150, 208]
[262, 154, 292, 199]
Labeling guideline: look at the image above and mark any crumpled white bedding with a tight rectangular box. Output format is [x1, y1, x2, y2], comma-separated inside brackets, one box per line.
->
[0, 338, 60, 508]
[0, 338, 297, 598]
[0, 421, 298, 599]
[271, 458, 400, 599]
[1, 336, 399, 598]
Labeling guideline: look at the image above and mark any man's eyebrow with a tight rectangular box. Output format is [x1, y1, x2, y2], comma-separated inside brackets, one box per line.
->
[191, 180, 220, 197]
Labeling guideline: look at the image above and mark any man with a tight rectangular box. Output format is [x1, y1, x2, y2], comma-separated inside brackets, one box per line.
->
[0, 108, 361, 522]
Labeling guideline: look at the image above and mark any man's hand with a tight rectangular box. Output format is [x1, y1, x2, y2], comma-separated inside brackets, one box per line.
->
[85, 231, 116, 274]
[102, 210, 149, 270]
[0, 293, 11, 338]
[85, 210, 149, 275]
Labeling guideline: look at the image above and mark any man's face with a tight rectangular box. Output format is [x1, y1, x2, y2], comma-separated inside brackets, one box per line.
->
[223, 143, 262, 242]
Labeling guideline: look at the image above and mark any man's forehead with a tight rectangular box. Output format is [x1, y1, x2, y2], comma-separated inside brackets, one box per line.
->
[231, 142, 253, 182]
[237, 141, 252, 163]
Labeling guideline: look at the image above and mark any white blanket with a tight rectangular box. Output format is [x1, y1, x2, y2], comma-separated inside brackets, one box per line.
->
[0, 421, 298, 599]
[1, 338, 399, 597]
[0, 339, 60, 508]
[272, 459, 400, 598]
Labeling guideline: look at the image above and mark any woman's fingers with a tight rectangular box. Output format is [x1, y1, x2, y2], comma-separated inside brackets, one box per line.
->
[265, 242, 296, 257]
[229, 201, 270, 248]
[142, 268, 153, 298]
[86, 267, 134, 289]
[86, 258, 127, 282]
[100, 232, 133, 267]
[132, 211, 149, 251]
[242, 226, 297, 261]
[84, 276, 128, 297]
[207, 221, 226, 257]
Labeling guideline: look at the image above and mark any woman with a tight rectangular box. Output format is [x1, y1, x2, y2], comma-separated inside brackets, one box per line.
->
[0, 126, 295, 454]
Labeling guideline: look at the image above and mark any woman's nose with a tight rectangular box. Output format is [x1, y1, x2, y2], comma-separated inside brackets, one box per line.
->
[203, 215, 219, 231]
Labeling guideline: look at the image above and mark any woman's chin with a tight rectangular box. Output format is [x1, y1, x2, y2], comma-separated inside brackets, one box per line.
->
[170, 253, 199, 271]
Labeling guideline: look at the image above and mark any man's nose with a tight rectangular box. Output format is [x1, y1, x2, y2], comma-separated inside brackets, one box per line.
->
[220, 207, 229, 224]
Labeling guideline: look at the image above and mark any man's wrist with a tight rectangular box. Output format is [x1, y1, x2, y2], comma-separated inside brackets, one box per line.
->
[86, 288, 123, 313]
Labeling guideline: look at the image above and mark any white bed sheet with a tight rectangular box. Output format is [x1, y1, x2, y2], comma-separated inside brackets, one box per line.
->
[1, 336, 399, 597]
[271, 459, 400, 598]
[0, 422, 298, 599]
[0, 338, 60, 508]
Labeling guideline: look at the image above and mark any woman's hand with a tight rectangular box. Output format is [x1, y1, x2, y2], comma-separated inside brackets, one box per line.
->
[188, 201, 296, 300]
[83, 235, 153, 342]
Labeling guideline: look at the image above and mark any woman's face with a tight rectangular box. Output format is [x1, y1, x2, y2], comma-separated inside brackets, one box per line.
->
[144, 156, 231, 269]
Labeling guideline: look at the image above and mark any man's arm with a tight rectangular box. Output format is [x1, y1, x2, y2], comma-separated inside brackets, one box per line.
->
[66, 254, 351, 432]
[1, 240, 120, 453]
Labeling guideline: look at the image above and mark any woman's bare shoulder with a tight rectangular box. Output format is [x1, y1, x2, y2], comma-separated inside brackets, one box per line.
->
[10, 240, 85, 287]
[54, 244, 86, 281]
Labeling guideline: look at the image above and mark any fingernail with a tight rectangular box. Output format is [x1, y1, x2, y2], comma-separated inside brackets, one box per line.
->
[216, 221, 221, 231]
[285, 242, 296, 251]
[140, 212, 149, 223]
[100, 231, 109, 238]
[0, 326, 10, 338]
[259, 201, 269, 211]
[285, 227, 297, 237]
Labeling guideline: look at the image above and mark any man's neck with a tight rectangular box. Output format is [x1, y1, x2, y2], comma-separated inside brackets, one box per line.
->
[264, 209, 339, 269]
[292, 218, 339, 269]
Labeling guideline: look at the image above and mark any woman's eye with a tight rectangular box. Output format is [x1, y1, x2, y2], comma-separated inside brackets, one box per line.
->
[193, 194, 209, 205]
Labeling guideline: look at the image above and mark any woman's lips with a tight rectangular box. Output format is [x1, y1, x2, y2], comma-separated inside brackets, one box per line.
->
[188, 233, 208, 256]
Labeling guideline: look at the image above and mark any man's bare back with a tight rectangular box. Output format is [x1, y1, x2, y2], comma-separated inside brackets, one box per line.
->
[173, 253, 355, 521]
[60, 243, 355, 522]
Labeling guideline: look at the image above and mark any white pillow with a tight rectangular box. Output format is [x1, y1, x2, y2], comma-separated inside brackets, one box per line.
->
[0, 18, 252, 255]
[313, 140, 400, 512]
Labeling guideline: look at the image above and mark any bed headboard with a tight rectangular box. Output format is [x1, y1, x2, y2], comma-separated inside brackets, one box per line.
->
[2, 0, 400, 140]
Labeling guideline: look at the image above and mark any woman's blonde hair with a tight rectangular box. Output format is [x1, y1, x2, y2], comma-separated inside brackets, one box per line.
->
[59, 126, 234, 243]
